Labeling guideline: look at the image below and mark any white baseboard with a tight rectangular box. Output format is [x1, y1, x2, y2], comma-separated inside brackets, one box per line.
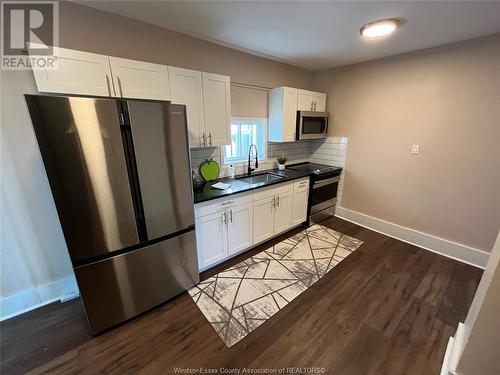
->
[335, 207, 489, 269]
[0, 274, 79, 321]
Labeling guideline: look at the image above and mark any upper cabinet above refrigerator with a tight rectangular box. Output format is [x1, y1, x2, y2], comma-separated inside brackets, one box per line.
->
[30, 46, 231, 148]
[30, 46, 171, 101]
[30, 46, 115, 97]
[108, 57, 171, 101]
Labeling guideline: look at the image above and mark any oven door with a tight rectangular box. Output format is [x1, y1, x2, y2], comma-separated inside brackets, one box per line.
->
[297, 111, 328, 140]
[310, 175, 339, 222]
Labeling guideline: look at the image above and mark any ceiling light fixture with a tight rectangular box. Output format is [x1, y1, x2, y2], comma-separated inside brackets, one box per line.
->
[360, 18, 400, 38]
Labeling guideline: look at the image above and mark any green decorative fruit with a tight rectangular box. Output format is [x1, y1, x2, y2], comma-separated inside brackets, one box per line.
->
[199, 158, 220, 181]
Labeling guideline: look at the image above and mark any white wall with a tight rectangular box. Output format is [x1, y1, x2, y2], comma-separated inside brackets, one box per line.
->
[0, 70, 75, 318]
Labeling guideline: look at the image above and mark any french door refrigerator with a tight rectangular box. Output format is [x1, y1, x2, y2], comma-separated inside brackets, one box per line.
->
[25, 95, 199, 334]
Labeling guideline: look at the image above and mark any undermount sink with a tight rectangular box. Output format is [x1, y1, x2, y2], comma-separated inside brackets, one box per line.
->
[237, 172, 285, 185]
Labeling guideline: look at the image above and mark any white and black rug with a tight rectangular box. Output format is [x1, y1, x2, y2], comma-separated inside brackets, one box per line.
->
[188, 224, 363, 347]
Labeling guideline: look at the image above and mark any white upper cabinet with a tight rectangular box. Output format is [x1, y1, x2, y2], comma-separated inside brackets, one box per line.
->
[202, 72, 231, 147]
[31, 47, 232, 147]
[297, 89, 314, 111]
[169, 67, 205, 148]
[269, 87, 298, 143]
[298, 89, 327, 112]
[313, 92, 327, 112]
[108, 57, 171, 100]
[170, 69, 231, 148]
[31, 46, 114, 97]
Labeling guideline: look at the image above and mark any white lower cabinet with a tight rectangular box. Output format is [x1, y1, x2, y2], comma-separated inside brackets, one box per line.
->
[253, 196, 275, 244]
[273, 189, 293, 234]
[195, 178, 309, 270]
[195, 194, 254, 270]
[227, 202, 253, 256]
[195, 211, 227, 269]
[292, 178, 310, 225]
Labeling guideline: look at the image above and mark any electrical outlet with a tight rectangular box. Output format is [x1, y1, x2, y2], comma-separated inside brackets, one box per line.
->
[411, 144, 420, 154]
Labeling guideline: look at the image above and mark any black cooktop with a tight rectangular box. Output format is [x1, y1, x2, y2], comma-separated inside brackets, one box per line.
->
[287, 162, 342, 175]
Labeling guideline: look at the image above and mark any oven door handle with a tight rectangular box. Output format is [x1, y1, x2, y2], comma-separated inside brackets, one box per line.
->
[313, 176, 340, 189]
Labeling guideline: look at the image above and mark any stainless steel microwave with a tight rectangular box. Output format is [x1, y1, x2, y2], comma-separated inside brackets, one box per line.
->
[296, 111, 329, 140]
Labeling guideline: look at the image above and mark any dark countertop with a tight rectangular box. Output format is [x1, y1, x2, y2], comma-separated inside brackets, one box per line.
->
[193, 168, 311, 204]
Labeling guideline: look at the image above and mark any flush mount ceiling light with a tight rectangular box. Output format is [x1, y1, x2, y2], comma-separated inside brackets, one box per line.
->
[360, 18, 401, 38]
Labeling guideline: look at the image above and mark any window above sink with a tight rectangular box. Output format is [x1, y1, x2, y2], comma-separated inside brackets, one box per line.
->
[223, 117, 267, 164]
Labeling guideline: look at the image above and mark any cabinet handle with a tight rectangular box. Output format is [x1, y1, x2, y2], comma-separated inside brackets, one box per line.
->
[208, 132, 212, 147]
[105, 74, 112, 96]
[276, 195, 280, 207]
[229, 209, 233, 223]
[314, 101, 317, 111]
[311, 101, 314, 111]
[117, 76, 124, 97]
[221, 201, 234, 206]
[201, 133, 205, 147]
[223, 211, 227, 225]
[272, 196, 276, 209]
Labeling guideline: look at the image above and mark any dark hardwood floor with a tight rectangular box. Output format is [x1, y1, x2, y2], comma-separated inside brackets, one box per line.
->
[0, 218, 483, 375]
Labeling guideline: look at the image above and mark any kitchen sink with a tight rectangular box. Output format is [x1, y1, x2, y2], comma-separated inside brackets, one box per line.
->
[237, 172, 285, 185]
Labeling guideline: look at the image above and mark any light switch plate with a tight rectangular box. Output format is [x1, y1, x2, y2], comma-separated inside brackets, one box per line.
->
[411, 144, 420, 154]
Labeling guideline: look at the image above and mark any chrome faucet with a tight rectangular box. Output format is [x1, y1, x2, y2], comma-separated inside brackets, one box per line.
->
[247, 144, 259, 176]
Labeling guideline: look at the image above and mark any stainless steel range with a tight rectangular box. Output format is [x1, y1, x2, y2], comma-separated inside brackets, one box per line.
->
[286, 162, 342, 223]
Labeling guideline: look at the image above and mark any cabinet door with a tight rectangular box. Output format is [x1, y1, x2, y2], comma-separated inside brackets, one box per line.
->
[282, 87, 298, 142]
[253, 196, 275, 244]
[313, 92, 327, 112]
[292, 190, 309, 226]
[31, 46, 113, 96]
[195, 211, 227, 269]
[297, 89, 314, 111]
[274, 190, 293, 234]
[109, 57, 171, 100]
[169, 67, 205, 148]
[227, 202, 253, 256]
[202, 72, 231, 146]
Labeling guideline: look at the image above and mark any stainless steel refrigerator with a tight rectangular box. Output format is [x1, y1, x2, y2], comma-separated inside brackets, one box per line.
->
[25, 95, 199, 334]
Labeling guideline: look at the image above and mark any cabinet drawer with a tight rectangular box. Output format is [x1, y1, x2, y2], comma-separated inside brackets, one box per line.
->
[194, 191, 253, 218]
[294, 178, 310, 193]
[253, 181, 293, 201]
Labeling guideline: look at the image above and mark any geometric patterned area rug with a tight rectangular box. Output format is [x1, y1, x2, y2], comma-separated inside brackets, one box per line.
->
[188, 224, 363, 347]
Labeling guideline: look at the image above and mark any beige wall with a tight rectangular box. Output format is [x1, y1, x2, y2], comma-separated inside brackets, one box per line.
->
[312, 34, 500, 252]
[59, 2, 312, 89]
[457, 230, 500, 374]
